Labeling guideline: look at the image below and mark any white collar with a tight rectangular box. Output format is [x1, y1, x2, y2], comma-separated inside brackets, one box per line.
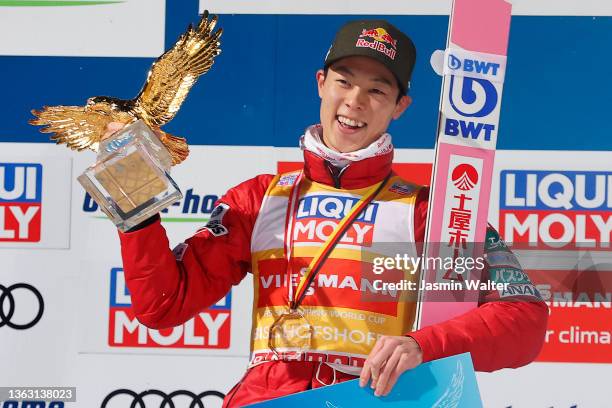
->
[299, 125, 393, 167]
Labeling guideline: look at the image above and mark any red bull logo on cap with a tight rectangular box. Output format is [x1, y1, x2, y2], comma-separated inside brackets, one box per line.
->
[357, 27, 398, 60]
[361, 28, 398, 48]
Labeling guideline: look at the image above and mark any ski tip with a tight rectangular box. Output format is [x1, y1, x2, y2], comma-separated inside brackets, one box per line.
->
[450, 0, 513, 55]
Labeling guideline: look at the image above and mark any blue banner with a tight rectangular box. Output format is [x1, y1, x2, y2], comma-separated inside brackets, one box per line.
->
[247, 353, 482, 408]
[1, 0, 611, 150]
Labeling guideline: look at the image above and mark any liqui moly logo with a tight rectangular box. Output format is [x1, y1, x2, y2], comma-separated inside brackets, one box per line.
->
[500, 170, 612, 249]
[294, 195, 379, 246]
[0, 163, 42, 242]
[108, 268, 231, 348]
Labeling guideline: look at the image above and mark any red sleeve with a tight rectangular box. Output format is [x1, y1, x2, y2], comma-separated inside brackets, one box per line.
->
[413, 186, 429, 244]
[408, 187, 549, 372]
[118, 174, 274, 329]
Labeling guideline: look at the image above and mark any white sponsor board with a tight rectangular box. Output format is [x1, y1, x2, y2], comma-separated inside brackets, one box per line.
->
[75, 353, 244, 407]
[72, 144, 277, 248]
[3, 143, 612, 408]
[489, 150, 612, 223]
[489, 150, 612, 270]
[74, 145, 275, 357]
[478, 363, 612, 408]
[2, 144, 270, 404]
[200, 0, 612, 16]
[0, 266, 243, 404]
[0, 259, 81, 385]
[0, 0, 165, 57]
[76, 259, 255, 358]
[0, 143, 72, 248]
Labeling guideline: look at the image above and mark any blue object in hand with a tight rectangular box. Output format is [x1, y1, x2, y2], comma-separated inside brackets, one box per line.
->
[246, 353, 482, 407]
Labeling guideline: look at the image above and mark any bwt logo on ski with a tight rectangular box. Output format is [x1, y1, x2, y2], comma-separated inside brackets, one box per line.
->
[447, 53, 501, 76]
[500, 170, 612, 249]
[0, 163, 43, 242]
[294, 195, 379, 246]
[444, 50, 499, 143]
[83, 188, 219, 219]
[108, 268, 231, 348]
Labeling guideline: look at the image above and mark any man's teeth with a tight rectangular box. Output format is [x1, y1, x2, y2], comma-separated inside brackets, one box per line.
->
[337, 115, 365, 128]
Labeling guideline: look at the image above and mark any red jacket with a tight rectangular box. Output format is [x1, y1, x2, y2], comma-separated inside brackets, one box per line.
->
[119, 148, 548, 372]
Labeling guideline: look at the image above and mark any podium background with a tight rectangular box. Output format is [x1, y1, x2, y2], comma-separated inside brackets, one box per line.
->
[1, 0, 611, 407]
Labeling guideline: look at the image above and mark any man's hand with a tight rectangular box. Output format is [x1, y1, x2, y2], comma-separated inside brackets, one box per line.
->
[359, 335, 423, 397]
[102, 121, 164, 141]
[103, 122, 127, 140]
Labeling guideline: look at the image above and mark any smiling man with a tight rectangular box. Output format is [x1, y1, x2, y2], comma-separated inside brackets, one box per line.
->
[117, 19, 548, 407]
[317, 55, 411, 153]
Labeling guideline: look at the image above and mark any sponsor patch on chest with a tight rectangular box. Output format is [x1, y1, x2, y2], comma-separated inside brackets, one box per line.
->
[389, 182, 416, 196]
[294, 195, 379, 246]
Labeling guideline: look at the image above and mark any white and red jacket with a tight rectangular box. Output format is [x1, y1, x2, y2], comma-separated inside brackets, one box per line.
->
[119, 146, 548, 374]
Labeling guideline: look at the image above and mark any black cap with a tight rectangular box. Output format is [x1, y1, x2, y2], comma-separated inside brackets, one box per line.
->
[324, 20, 417, 94]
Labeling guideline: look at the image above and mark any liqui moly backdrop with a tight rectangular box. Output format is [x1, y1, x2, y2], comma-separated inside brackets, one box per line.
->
[498, 168, 612, 364]
[500, 170, 612, 250]
[416, 0, 512, 328]
[0, 149, 72, 249]
[0, 163, 42, 243]
[109, 268, 232, 349]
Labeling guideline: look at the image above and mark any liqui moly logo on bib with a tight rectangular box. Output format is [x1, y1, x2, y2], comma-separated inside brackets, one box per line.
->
[295, 195, 379, 246]
[0, 163, 42, 242]
[500, 170, 612, 249]
[108, 268, 231, 348]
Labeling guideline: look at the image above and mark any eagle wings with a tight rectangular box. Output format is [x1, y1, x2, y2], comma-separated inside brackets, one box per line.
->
[29, 10, 222, 165]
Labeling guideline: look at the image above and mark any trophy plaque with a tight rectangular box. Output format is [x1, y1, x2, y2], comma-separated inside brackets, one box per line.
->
[77, 120, 181, 232]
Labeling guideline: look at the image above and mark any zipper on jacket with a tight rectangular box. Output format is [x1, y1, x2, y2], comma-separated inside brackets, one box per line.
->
[324, 161, 349, 189]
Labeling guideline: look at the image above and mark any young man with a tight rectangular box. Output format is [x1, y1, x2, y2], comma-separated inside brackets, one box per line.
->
[117, 20, 548, 407]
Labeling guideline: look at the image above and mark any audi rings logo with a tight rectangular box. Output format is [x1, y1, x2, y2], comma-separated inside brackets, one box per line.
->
[0, 283, 44, 330]
[101, 389, 225, 408]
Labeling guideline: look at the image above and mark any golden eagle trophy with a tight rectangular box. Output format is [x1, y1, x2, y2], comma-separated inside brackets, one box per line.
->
[29, 11, 222, 232]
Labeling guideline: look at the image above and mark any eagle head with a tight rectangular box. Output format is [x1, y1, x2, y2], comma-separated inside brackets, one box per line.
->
[86, 96, 133, 114]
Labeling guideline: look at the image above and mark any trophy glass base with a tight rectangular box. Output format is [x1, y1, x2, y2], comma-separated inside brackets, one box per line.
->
[77, 120, 183, 232]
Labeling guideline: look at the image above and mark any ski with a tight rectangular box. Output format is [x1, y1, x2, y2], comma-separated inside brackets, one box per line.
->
[416, 0, 513, 328]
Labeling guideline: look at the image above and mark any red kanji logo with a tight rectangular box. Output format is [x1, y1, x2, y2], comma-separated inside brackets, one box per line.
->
[451, 164, 479, 191]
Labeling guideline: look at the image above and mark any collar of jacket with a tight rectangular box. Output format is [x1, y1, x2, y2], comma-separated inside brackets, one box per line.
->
[302, 148, 393, 189]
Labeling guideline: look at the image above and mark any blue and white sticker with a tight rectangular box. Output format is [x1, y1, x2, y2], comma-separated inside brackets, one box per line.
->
[484, 250, 523, 269]
[203, 203, 230, 237]
[443, 48, 507, 82]
[278, 173, 299, 187]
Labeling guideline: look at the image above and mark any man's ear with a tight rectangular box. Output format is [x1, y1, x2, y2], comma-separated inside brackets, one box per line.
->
[392, 95, 412, 120]
[316, 69, 326, 98]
